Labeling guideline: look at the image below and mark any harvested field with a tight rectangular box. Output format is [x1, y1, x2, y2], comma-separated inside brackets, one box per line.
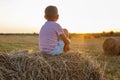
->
[1, 34, 120, 80]
[0, 51, 104, 80]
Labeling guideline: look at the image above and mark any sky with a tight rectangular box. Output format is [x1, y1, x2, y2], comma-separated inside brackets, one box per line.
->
[0, 0, 120, 33]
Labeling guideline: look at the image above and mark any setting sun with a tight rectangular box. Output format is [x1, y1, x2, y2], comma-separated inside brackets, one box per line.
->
[0, 0, 120, 33]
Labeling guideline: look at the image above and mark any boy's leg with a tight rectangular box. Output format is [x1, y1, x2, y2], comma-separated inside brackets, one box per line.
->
[63, 28, 69, 38]
[49, 28, 70, 55]
[63, 28, 70, 52]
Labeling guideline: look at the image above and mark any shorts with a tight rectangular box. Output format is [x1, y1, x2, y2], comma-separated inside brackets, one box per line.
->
[49, 40, 64, 55]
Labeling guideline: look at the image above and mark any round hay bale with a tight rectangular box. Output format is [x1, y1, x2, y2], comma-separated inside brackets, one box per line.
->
[0, 52, 104, 80]
[103, 37, 120, 55]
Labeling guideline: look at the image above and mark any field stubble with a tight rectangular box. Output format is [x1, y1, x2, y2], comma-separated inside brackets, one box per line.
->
[71, 36, 120, 80]
[0, 35, 120, 80]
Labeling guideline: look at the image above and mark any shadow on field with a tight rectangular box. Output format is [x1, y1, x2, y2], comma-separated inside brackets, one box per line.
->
[0, 51, 105, 80]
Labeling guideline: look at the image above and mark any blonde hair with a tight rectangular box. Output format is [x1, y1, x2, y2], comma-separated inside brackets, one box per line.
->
[45, 5, 58, 21]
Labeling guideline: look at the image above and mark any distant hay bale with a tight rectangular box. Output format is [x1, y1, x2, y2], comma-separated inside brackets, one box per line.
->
[103, 37, 120, 55]
[0, 51, 104, 80]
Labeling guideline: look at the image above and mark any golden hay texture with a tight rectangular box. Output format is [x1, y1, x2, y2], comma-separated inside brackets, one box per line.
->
[0, 51, 104, 80]
[103, 37, 120, 55]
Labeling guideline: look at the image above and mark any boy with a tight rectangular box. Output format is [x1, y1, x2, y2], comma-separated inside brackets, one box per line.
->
[39, 5, 70, 55]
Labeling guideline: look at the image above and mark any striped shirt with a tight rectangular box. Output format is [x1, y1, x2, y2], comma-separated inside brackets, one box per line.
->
[39, 21, 64, 53]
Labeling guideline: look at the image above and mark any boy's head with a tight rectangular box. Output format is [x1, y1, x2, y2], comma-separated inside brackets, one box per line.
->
[44, 5, 59, 21]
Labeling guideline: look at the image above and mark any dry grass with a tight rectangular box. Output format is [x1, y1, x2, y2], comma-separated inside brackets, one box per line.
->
[0, 35, 38, 53]
[70, 36, 120, 80]
[0, 50, 104, 80]
[1, 34, 120, 80]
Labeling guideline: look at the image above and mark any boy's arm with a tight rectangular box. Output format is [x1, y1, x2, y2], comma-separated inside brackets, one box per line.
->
[59, 33, 71, 52]
[59, 33, 70, 45]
